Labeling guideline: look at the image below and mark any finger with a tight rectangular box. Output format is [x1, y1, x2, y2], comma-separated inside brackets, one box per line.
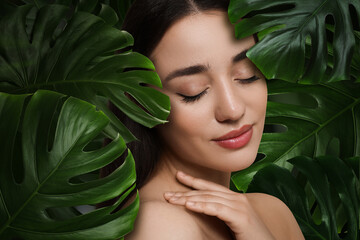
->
[164, 190, 236, 200]
[167, 194, 236, 209]
[176, 171, 231, 192]
[184, 201, 237, 225]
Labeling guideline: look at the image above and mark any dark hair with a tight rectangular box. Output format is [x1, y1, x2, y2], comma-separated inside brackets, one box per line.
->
[99, 0, 230, 201]
[123, 0, 230, 57]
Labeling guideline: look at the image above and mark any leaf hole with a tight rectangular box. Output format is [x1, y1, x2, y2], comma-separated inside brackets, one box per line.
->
[254, 153, 266, 162]
[339, 222, 349, 238]
[68, 169, 100, 184]
[125, 92, 151, 115]
[109, 185, 137, 214]
[45, 206, 82, 221]
[324, 14, 336, 79]
[349, 4, 360, 31]
[75, 204, 96, 214]
[69, 137, 128, 185]
[303, 35, 315, 81]
[82, 131, 106, 152]
[25, 6, 38, 43]
[269, 92, 318, 108]
[263, 124, 287, 133]
[325, 14, 335, 44]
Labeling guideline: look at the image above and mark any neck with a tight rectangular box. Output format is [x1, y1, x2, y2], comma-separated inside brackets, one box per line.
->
[138, 150, 232, 202]
[156, 150, 231, 189]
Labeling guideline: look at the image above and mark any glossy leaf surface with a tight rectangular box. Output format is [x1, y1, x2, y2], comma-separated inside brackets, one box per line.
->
[247, 156, 359, 240]
[0, 90, 138, 240]
[232, 79, 360, 191]
[228, 0, 360, 83]
[0, 4, 170, 142]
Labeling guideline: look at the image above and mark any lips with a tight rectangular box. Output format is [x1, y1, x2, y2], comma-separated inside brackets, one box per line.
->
[213, 125, 253, 149]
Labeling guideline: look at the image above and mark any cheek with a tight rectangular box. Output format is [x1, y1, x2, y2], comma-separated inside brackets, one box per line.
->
[248, 80, 267, 118]
[160, 97, 211, 140]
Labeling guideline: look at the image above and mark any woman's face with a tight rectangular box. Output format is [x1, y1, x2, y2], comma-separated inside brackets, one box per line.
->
[151, 11, 267, 172]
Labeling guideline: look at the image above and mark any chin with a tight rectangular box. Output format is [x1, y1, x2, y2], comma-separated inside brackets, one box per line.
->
[217, 148, 259, 172]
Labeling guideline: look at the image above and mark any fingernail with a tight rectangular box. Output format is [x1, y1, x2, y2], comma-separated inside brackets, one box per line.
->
[174, 192, 182, 197]
[164, 192, 174, 198]
[177, 171, 185, 177]
[170, 196, 179, 201]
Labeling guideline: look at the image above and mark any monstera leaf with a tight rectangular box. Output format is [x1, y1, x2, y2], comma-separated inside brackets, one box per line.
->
[247, 156, 359, 240]
[228, 0, 360, 83]
[232, 79, 360, 191]
[0, 3, 170, 142]
[75, 0, 136, 28]
[0, 90, 138, 240]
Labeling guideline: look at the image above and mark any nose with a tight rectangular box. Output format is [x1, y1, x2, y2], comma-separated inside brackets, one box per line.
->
[214, 80, 245, 123]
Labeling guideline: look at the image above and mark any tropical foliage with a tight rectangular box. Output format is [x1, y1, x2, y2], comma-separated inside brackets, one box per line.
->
[0, 0, 168, 239]
[0, 1, 168, 142]
[0, 90, 138, 239]
[228, 0, 360, 191]
[228, 0, 360, 238]
[247, 156, 359, 240]
[228, 0, 360, 83]
[1, 0, 359, 239]
[232, 79, 360, 191]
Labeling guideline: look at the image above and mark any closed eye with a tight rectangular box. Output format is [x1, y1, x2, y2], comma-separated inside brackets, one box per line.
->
[236, 75, 260, 84]
[177, 88, 209, 103]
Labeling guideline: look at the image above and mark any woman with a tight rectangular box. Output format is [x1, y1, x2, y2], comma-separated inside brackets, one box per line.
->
[104, 0, 305, 239]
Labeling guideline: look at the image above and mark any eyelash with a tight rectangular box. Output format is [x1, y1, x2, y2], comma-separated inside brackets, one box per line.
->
[178, 88, 209, 103]
[178, 75, 259, 103]
[235, 75, 260, 83]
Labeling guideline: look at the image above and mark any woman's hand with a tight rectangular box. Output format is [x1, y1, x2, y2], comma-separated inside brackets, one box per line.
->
[163, 171, 276, 240]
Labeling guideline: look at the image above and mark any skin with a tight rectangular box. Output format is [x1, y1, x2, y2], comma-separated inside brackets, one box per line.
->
[125, 10, 304, 240]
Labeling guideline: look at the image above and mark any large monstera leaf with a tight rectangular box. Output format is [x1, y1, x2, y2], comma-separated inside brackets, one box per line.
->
[0, 90, 138, 240]
[228, 0, 360, 83]
[232, 79, 360, 191]
[248, 156, 359, 240]
[0, 3, 170, 142]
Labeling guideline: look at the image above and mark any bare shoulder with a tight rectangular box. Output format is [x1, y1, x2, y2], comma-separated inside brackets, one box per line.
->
[125, 200, 203, 240]
[245, 193, 305, 240]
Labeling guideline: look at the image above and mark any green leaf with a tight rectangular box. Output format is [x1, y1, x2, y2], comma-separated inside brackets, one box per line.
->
[106, 0, 136, 28]
[232, 79, 360, 191]
[77, 0, 98, 13]
[76, 0, 135, 28]
[228, 0, 360, 83]
[97, 3, 119, 26]
[0, 4, 170, 142]
[0, 90, 138, 239]
[247, 156, 359, 240]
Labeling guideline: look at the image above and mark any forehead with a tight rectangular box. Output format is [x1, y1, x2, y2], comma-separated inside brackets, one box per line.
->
[150, 10, 255, 74]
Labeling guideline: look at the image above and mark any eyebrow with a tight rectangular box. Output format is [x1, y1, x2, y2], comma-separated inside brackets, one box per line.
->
[232, 49, 248, 63]
[164, 64, 209, 82]
[164, 49, 249, 82]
